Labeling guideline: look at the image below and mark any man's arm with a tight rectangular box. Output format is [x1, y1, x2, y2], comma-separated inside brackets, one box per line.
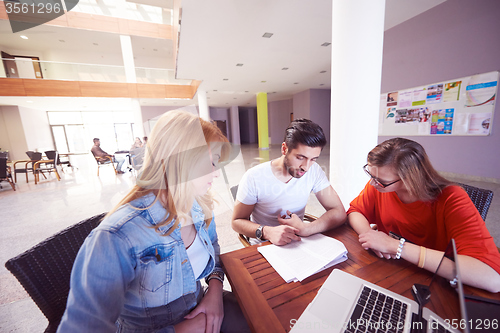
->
[278, 185, 346, 236]
[231, 201, 300, 245]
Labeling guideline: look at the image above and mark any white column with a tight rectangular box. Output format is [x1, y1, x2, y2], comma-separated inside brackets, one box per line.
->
[330, 0, 385, 209]
[130, 99, 144, 138]
[229, 105, 241, 145]
[120, 35, 136, 83]
[198, 90, 210, 121]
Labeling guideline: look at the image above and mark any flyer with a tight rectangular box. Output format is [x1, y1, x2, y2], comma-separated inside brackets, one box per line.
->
[443, 81, 461, 102]
[468, 112, 492, 135]
[412, 87, 427, 106]
[426, 84, 443, 104]
[465, 72, 498, 107]
[387, 92, 398, 107]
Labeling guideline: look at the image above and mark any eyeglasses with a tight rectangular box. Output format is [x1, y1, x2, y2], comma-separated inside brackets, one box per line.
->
[363, 164, 401, 188]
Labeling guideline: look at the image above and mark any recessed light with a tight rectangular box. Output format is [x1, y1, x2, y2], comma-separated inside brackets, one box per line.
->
[294, 82, 299, 84]
[223, 78, 229, 81]
[213, 90, 218, 92]
[20, 35, 28, 39]
[282, 67, 289, 70]
[245, 91, 249, 93]
[234, 98, 237, 99]
[319, 84, 324, 86]
[236, 63, 243, 67]
[320, 70, 327, 73]
[321, 42, 331, 47]
[153, 49, 158, 51]
[262, 32, 273, 38]
[93, 43, 98, 46]
[59, 40, 65, 43]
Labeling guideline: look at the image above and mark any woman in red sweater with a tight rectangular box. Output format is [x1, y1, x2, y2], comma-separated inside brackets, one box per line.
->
[348, 138, 500, 293]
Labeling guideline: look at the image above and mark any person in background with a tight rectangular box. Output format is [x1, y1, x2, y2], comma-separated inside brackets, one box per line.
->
[59, 111, 250, 333]
[348, 137, 500, 293]
[232, 118, 346, 245]
[91, 138, 126, 174]
[143, 136, 148, 146]
[131, 137, 143, 150]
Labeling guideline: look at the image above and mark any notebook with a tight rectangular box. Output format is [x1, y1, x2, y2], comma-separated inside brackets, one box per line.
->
[290, 238, 499, 333]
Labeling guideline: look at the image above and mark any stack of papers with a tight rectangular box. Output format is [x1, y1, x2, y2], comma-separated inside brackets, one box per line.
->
[257, 233, 348, 283]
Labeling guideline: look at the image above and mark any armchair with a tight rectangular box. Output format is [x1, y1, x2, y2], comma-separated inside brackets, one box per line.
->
[91, 150, 117, 176]
[4, 213, 106, 333]
[13, 151, 42, 183]
[33, 151, 61, 185]
[0, 157, 15, 190]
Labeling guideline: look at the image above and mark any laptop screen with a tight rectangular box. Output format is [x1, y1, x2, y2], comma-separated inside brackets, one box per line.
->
[433, 239, 500, 333]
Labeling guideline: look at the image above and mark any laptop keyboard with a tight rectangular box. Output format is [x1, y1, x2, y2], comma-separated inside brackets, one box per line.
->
[344, 285, 408, 333]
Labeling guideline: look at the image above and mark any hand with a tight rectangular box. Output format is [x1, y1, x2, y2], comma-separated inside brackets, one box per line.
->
[358, 229, 399, 259]
[184, 281, 223, 333]
[277, 211, 308, 236]
[264, 225, 300, 245]
[174, 312, 206, 333]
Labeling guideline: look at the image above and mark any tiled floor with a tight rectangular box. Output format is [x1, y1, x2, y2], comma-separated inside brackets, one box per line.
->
[0, 144, 498, 332]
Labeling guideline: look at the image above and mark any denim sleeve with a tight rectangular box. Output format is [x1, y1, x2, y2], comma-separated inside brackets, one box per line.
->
[207, 213, 223, 275]
[57, 229, 135, 333]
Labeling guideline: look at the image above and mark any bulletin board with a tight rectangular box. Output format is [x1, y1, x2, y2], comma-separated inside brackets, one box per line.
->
[379, 71, 498, 136]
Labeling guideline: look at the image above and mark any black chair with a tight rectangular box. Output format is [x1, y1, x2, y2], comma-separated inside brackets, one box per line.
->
[4, 213, 106, 333]
[456, 182, 494, 221]
[33, 151, 61, 185]
[56, 153, 72, 173]
[13, 151, 43, 183]
[0, 157, 15, 190]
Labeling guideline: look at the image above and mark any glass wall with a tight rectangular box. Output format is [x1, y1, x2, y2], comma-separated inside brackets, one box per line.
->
[47, 111, 136, 154]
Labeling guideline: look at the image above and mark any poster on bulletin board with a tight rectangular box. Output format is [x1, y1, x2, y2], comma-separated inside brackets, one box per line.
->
[379, 71, 498, 136]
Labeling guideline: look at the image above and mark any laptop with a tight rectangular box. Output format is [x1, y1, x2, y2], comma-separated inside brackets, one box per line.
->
[290, 239, 500, 333]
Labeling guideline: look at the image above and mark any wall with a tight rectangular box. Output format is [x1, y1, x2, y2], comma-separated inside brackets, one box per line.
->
[292, 90, 310, 120]
[209, 107, 230, 140]
[18, 107, 54, 153]
[268, 99, 292, 144]
[0, 106, 29, 161]
[380, 0, 500, 180]
[309, 89, 331, 142]
[239, 108, 258, 144]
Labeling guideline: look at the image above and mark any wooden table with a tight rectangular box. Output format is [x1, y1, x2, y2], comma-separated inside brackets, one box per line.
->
[220, 224, 500, 333]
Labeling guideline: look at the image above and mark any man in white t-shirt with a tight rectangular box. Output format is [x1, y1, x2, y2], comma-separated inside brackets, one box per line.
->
[231, 119, 346, 245]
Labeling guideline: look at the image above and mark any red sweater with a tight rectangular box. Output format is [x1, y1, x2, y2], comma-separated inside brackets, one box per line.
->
[347, 182, 500, 274]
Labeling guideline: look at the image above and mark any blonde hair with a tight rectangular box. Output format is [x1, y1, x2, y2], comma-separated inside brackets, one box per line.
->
[109, 110, 229, 234]
[367, 138, 452, 201]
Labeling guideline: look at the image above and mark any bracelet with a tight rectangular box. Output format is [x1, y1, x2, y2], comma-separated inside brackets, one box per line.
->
[205, 270, 224, 285]
[395, 238, 405, 259]
[418, 246, 427, 268]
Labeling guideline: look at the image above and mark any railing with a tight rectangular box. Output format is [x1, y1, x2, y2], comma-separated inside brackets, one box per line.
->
[1, 58, 191, 85]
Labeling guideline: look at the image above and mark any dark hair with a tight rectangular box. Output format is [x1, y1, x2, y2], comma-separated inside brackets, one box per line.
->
[93, 138, 100, 143]
[283, 118, 327, 150]
[367, 137, 452, 201]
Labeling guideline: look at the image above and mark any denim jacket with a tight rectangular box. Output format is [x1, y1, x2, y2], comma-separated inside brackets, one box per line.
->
[57, 193, 223, 333]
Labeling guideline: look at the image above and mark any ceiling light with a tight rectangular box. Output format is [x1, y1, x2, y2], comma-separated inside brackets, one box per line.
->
[236, 63, 243, 67]
[282, 67, 289, 70]
[321, 42, 331, 47]
[153, 49, 158, 51]
[320, 70, 327, 73]
[59, 40, 65, 43]
[93, 43, 98, 46]
[262, 32, 273, 38]
[245, 91, 249, 93]
[294, 82, 299, 84]
[320, 84, 324, 86]
[20, 35, 28, 39]
[223, 78, 229, 81]
[213, 90, 218, 92]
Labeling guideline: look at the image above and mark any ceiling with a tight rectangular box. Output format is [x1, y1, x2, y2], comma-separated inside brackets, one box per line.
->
[0, 0, 446, 111]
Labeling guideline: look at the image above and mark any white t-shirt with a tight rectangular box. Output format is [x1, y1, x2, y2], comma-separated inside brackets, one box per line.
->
[236, 161, 330, 228]
[186, 232, 210, 280]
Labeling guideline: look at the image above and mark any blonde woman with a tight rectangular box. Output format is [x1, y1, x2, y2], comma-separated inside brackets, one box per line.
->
[348, 138, 500, 293]
[58, 111, 249, 333]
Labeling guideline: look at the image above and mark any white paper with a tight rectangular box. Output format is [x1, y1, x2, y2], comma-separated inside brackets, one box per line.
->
[258, 234, 348, 283]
